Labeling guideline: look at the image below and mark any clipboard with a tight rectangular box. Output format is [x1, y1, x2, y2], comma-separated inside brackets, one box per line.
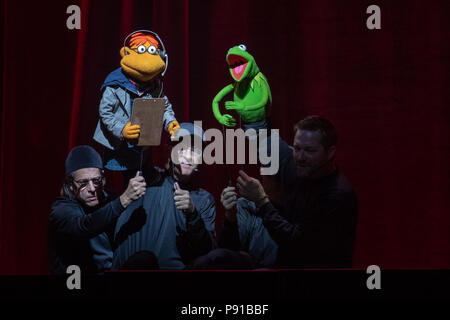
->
[130, 98, 165, 146]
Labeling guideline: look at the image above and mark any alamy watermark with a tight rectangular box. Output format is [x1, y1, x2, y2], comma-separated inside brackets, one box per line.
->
[66, 4, 381, 31]
[366, 265, 381, 290]
[366, 5, 381, 30]
[66, 265, 81, 290]
[66, 5, 81, 30]
[170, 121, 280, 175]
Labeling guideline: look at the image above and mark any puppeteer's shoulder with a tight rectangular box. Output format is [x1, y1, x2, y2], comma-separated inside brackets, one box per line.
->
[336, 172, 356, 195]
[51, 197, 77, 210]
[49, 197, 82, 220]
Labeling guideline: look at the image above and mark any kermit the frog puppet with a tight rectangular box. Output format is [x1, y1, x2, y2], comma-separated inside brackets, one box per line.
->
[212, 44, 271, 127]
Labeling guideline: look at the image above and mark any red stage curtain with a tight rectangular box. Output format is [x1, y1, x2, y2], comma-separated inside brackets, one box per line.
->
[1, 0, 449, 274]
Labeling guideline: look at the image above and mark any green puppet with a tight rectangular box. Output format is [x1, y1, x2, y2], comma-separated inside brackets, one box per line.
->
[212, 44, 272, 127]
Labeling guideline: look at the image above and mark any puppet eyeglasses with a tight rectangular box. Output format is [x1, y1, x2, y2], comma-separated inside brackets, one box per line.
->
[73, 176, 103, 190]
[130, 44, 158, 55]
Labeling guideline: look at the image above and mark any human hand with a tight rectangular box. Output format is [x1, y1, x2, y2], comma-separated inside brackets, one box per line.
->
[123, 122, 140, 140]
[236, 170, 269, 208]
[221, 186, 237, 222]
[120, 172, 146, 207]
[174, 182, 195, 214]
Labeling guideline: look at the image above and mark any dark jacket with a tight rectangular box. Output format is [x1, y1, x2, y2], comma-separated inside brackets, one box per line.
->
[48, 192, 124, 275]
[246, 121, 358, 268]
[219, 198, 278, 267]
[112, 170, 216, 270]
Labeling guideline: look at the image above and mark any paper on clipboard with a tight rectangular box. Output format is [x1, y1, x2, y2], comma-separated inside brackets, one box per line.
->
[130, 98, 165, 146]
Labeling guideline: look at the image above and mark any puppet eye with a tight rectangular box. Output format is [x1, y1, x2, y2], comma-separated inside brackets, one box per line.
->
[148, 46, 157, 54]
[137, 45, 146, 54]
[238, 44, 247, 51]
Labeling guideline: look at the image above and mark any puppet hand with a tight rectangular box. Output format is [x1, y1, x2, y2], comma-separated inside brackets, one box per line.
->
[173, 182, 195, 214]
[225, 100, 244, 112]
[219, 114, 237, 127]
[168, 121, 181, 138]
[221, 186, 237, 222]
[123, 122, 140, 140]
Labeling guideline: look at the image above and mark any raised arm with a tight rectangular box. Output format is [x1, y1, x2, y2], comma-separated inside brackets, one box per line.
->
[212, 84, 236, 127]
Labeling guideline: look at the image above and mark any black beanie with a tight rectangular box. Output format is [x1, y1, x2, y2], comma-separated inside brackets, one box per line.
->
[65, 145, 103, 174]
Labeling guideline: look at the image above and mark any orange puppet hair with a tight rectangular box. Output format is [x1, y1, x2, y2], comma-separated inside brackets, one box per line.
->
[128, 32, 160, 48]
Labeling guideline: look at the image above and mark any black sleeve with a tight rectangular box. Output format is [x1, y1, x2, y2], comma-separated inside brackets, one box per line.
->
[256, 201, 303, 246]
[218, 218, 241, 250]
[49, 198, 124, 238]
[244, 121, 296, 189]
[182, 196, 216, 257]
[257, 194, 350, 248]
